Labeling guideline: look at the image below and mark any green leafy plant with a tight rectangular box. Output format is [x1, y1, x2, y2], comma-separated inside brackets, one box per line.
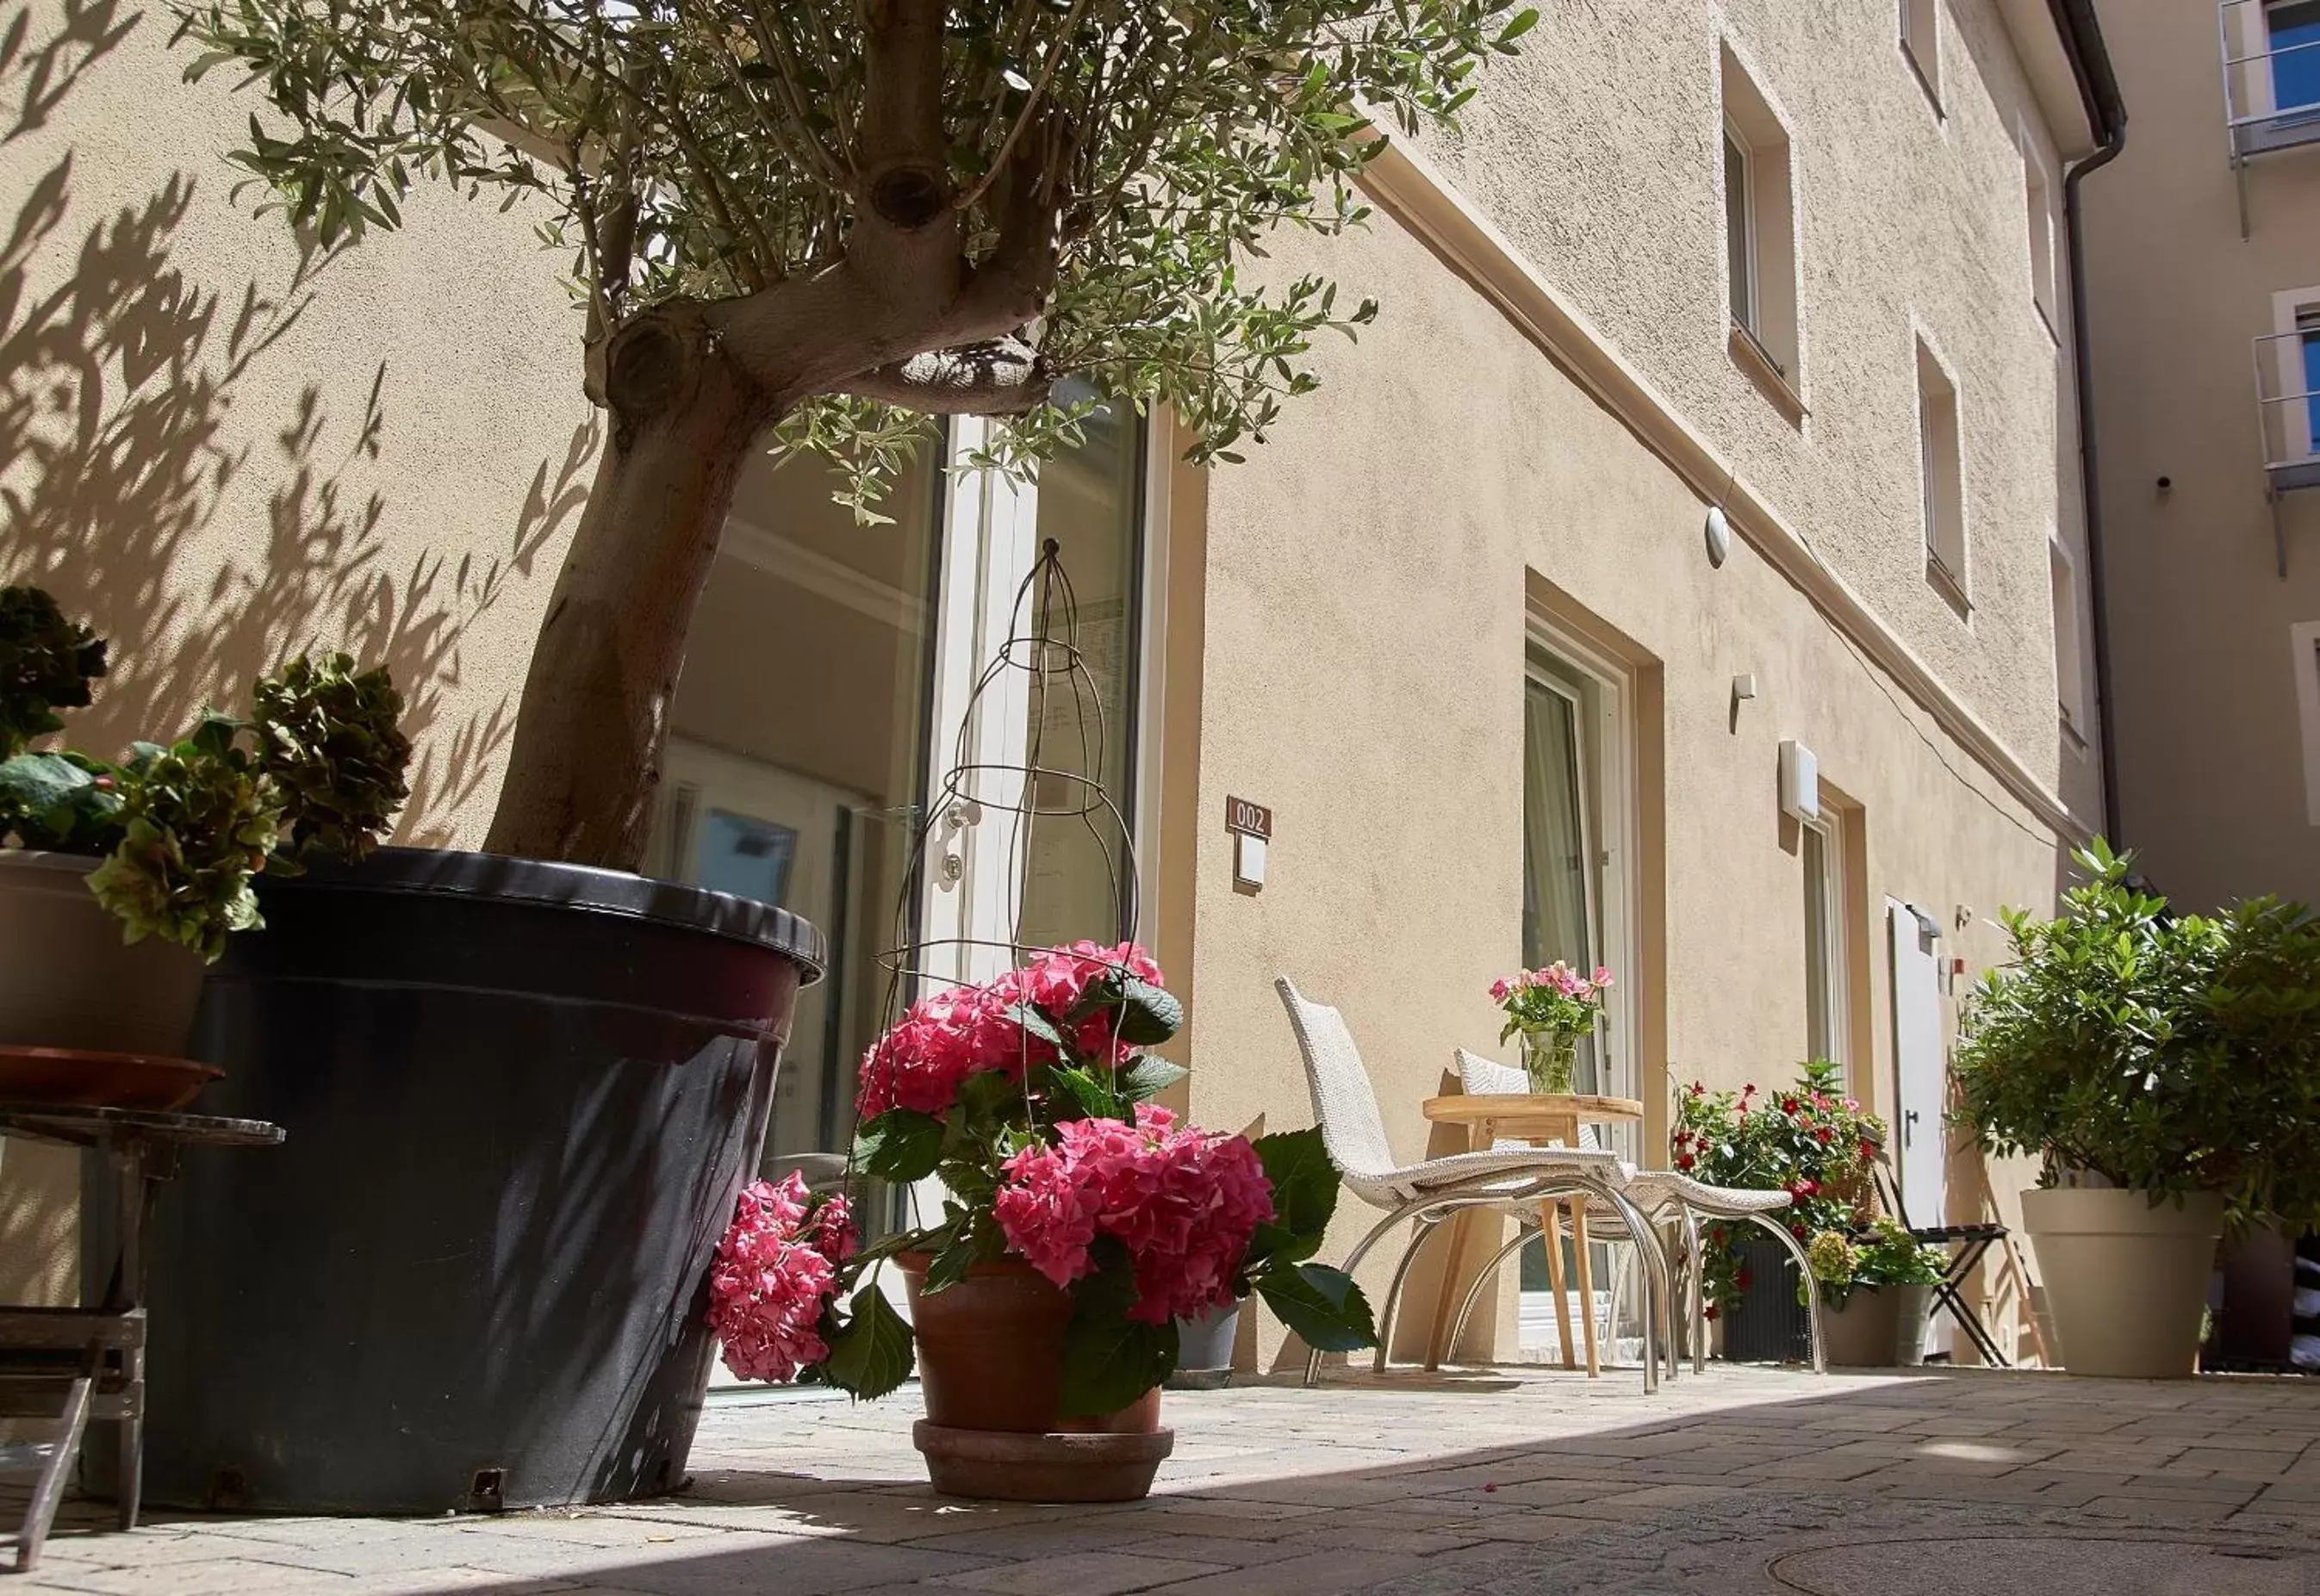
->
[0, 586, 107, 757]
[1807, 1218, 1943, 1310]
[87, 718, 285, 962]
[171, 0, 1542, 871]
[252, 654, 413, 867]
[0, 589, 413, 959]
[1670, 1059, 1886, 1316]
[1956, 840, 2320, 1231]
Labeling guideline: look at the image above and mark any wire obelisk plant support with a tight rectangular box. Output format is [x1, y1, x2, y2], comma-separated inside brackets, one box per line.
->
[705, 539, 1376, 1499]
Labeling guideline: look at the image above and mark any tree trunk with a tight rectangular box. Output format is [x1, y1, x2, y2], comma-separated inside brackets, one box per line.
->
[483, 312, 774, 870]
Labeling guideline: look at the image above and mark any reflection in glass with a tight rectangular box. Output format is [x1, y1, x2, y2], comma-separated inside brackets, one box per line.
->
[1015, 383, 1146, 953]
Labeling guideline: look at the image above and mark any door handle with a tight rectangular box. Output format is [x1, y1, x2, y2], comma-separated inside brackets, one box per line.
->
[1904, 1109, 1920, 1146]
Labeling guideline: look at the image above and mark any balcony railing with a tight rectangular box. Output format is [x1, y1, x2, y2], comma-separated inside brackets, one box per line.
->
[2255, 327, 2320, 495]
[2220, 0, 2320, 160]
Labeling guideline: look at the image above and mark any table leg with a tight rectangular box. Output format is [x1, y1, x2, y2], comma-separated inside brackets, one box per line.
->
[1540, 1202, 1575, 1371]
[1423, 1210, 1476, 1369]
[1571, 1201, 1600, 1377]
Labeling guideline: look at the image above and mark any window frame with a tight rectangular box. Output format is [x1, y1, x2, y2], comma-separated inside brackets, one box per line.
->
[1801, 807, 1850, 1071]
[1900, 0, 1943, 113]
[1522, 619, 1639, 1114]
[1914, 332, 1969, 610]
[1724, 118, 1759, 338]
[2022, 126, 2057, 332]
[2049, 535, 2088, 739]
[2294, 620, 2320, 828]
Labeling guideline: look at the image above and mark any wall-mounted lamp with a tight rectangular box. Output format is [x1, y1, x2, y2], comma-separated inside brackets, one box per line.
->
[1732, 673, 1758, 703]
[1705, 506, 1732, 568]
[1778, 740, 1819, 823]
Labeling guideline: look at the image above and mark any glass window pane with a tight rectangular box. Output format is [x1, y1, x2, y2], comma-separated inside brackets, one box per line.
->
[656, 440, 942, 1164]
[1724, 132, 1754, 329]
[1803, 823, 1834, 1063]
[1522, 672, 1602, 1091]
[1015, 385, 1145, 952]
[2271, 0, 2320, 112]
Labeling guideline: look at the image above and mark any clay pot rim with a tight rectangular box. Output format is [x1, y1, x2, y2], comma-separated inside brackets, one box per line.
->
[894, 1251, 1048, 1280]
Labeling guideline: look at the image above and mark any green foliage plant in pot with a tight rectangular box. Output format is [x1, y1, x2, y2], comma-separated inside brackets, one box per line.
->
[704, 941, 1374, 1501]
[0, 585, 411, 1064]
[1955, 840, 2320, 1378]
[1805, 1220, 1944, 1368]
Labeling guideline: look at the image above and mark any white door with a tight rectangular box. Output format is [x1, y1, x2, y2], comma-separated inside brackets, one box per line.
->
[1888, 898, 1949, 1359]
[1888, 900, 1946, 1227]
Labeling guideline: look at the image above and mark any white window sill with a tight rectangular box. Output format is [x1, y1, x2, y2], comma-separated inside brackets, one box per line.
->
[1728, 322, 1807, 427]
[1925, 551, 1972, 620]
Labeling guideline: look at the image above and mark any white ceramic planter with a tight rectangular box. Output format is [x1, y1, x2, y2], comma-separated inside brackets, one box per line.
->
[2022, 1185, 2224, 1379]
[0, 849, 206, 1305]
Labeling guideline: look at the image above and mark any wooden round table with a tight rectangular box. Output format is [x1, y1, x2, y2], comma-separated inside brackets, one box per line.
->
[1421, 1092, 1645, 1377]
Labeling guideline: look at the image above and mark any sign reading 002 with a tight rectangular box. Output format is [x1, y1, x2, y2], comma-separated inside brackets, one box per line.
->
[1223, 797, 1272, 840]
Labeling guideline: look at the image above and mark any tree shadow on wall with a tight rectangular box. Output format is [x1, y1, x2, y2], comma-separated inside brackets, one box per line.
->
[0, 0, 597, 841]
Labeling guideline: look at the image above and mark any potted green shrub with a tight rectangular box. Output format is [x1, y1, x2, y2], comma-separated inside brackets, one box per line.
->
[1956, 841, 2320, 1378]
[0, 587, 410, 1067]
[146, 0, 1538, 1517]
[1806, 1220, 1944, 1368]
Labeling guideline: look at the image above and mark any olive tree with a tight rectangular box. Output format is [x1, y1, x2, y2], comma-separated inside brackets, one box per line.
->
[179, 0, 1537, 869]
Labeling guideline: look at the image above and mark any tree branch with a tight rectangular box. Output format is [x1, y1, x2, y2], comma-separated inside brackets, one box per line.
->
[836, 338, 1050, 414]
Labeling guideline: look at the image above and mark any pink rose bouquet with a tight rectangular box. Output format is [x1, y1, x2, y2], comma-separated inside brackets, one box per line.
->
[709, 940, 1372, 1416]
[1489, 960, 1613, 1091]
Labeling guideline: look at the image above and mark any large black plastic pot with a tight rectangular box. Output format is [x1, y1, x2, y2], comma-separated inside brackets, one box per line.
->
[140, 848, 824, 1514]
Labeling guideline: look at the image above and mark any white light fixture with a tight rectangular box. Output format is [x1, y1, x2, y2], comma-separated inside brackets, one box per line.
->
[1778, 739, 1819, 822]
[1705, 506, 1732, 568]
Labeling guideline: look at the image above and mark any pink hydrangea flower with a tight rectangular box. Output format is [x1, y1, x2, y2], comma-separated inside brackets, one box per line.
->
[706, 1173, 855, 1384]
[994, 1103, 1274, 1323]
[858, 942, 1165, 1118]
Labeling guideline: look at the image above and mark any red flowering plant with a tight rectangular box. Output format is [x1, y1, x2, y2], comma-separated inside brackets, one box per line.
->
[709, 941, 1376, 1414]
[1669, 1059, 1886, 1315]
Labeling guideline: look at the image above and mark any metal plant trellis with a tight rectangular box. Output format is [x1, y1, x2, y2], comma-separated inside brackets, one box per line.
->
[850, 536, 1146, 1208]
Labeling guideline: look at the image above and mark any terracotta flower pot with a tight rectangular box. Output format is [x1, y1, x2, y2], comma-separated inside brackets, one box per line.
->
[899, 1255, 1172, 1501]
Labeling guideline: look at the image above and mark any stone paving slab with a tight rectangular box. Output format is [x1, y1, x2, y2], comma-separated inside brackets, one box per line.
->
[9, 1365, 2320, 1593]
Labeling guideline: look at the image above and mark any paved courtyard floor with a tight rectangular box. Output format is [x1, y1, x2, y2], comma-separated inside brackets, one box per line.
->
[16, 1363, 2320, 1594]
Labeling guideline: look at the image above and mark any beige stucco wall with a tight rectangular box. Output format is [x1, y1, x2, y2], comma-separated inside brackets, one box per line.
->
[1179, 2, 2099, 1369]
[0, 3, 588, 847]
[2081, 0, 2320, 910]
[0, 4, 585, 1303]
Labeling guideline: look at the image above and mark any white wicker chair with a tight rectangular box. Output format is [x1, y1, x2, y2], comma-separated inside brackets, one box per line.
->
[1274, 978, 1675, 1391]
[1450, 1048, 1826, 1374]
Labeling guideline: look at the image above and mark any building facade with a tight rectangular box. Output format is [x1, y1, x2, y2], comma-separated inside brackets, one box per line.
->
[2081, 0, 2320, 912]
[0, 1, 2114, 1368]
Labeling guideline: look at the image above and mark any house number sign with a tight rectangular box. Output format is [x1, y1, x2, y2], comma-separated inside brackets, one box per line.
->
[1226, 797, 1270, 891]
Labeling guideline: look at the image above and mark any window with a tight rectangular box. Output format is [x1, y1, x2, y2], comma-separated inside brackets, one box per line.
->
[2295, 621, 2320, 827]
[1801, 810, 1848, 1070]
[1521, 637, 1633, 1102]
[2050, 539, 2087, 735]
[1720, 45, 1800, 394]
[2024, 138, 2056, 326]
[2303, 305, 2320, 453]
[1916, 335, 1967, 607]
[2270, 0, 2320, 116]
[1900, 0, 1941, 109]
[1724, 126, 1756, 332]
